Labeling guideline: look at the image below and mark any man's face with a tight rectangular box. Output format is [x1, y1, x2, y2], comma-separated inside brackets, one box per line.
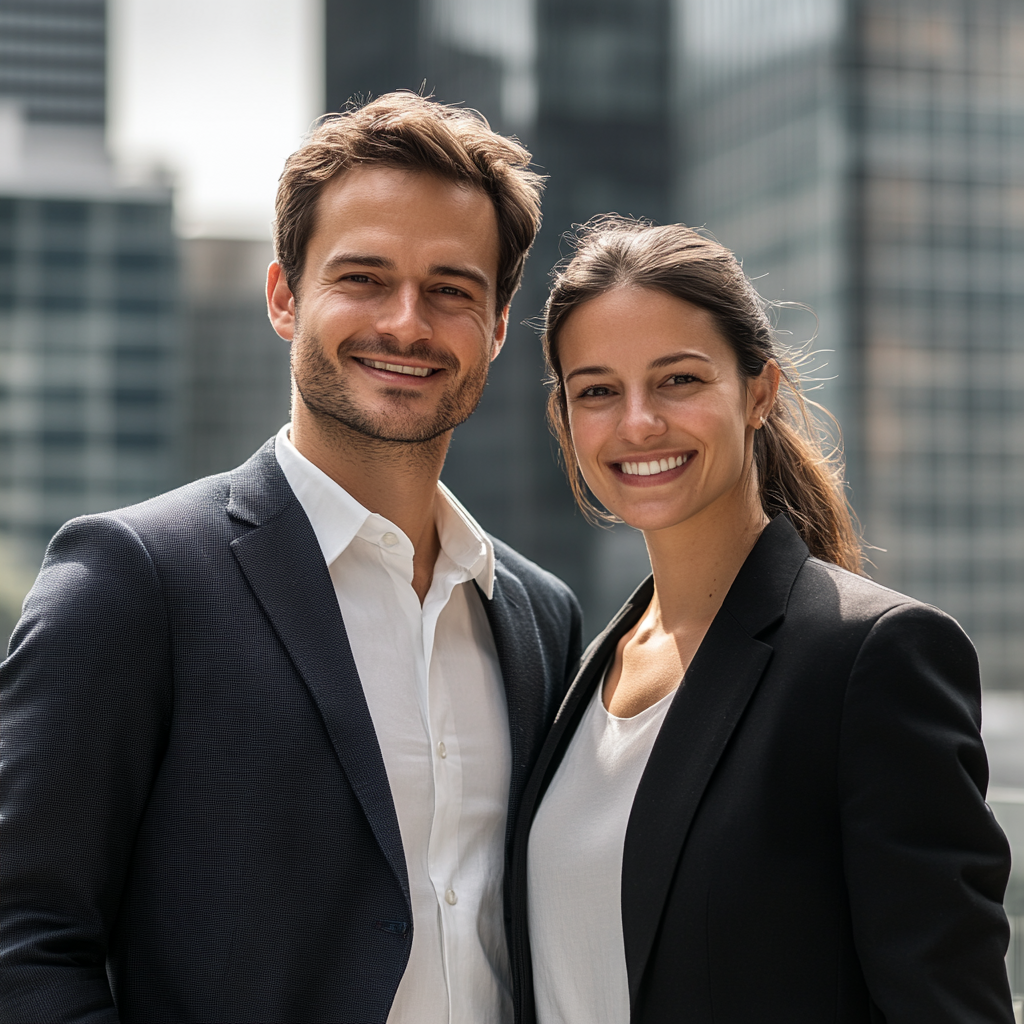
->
[269, 165, 507, 445]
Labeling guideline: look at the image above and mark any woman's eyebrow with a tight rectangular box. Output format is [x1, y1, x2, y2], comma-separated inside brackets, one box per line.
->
[565, 351, 713, 383]
[564, 364, 611, 383]
[649, 350, 713, 369]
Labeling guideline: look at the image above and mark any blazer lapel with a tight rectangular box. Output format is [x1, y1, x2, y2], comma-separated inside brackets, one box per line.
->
[480, 563, 554, 844]
[226, 444, 409, 905]
[530, 578, 653, 811]
[621, 516, 809, 1007]
[508, 577, 653, 1023]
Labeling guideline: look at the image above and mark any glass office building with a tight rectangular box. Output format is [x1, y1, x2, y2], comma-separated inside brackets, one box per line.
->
[0, 188, 178, 564]
[0, 0, 106, 126]
[680, 0, 851, 447]
[681, 0, 1024, 692]
[0, 0, 179, 649]
[323, 0, 665, 629]
[856, 0, 1024, 690]
[181, 237, 290, 481]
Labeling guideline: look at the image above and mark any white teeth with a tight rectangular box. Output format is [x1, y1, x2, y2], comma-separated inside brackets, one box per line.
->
[363, 359, 433, 377]
[619, 454, 690, 477]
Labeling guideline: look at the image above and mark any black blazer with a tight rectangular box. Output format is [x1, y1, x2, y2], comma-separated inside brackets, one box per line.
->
[509, 516, 1013, 1024]
[0, 440, 582, 1024]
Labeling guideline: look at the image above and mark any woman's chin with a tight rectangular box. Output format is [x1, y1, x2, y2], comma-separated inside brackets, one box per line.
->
[600, 499, 693, 535]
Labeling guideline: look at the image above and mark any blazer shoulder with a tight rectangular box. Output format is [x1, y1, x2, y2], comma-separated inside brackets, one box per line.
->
[104, 470, 234, 535]
[791, 555, 963, 638]
[489, 536, 580, 614]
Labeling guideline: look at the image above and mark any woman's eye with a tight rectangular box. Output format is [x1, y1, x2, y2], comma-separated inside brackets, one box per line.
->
[668, 373, 699, 386]
[578, 385, 612, 398]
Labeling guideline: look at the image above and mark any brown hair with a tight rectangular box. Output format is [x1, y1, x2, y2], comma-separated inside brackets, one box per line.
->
[274, 92, 545, 311]
[543, 216, 863, 573]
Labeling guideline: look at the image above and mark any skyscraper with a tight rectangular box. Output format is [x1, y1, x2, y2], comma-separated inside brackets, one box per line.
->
[680, 0, 1024, 692]
[181, 237, 290, 482]
[0, 0, 106, 126]
[0, 0, 178, 609]
[323, 0, 663, 630]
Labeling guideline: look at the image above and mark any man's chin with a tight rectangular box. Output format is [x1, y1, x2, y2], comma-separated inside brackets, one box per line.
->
[307, 404, 458, 446]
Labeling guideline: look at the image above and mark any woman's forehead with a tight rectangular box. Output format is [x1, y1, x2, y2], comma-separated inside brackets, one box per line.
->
[559, 287, 734, 370]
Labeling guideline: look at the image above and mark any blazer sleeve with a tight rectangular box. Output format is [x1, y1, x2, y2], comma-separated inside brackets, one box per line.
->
[0, 516, 173, 1024]
[839, 601, 1014, 1024]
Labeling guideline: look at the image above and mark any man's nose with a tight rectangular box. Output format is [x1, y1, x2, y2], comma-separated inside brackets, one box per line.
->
[374, 282, 432, 345]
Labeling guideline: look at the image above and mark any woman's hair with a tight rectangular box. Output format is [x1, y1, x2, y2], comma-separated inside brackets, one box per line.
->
[542, 215, 863, 573]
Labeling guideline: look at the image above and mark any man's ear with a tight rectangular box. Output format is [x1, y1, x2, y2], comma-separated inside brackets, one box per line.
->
[490, 305, 510, 361]
[267, 262, 297, 341]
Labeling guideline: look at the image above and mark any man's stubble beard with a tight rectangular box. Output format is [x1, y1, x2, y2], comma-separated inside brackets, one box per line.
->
[291, 327, 492, 457]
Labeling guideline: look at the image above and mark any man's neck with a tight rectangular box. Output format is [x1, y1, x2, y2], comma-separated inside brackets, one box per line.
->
[290, 405, 447, 604]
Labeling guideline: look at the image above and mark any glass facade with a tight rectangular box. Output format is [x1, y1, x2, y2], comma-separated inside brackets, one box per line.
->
[680, 0, 1024, 693]
[0, 0, 106, 125]
[857, 0, 1024, 691]
[0, 0, 180, 651]
[680, 0, 851, 434]
[0, 191, 178, 562]
[181, 238, 290, 481]
[323, 0, 669, 630]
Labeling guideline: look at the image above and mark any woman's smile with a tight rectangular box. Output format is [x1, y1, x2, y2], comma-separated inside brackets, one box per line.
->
[612, 452, 695, 485]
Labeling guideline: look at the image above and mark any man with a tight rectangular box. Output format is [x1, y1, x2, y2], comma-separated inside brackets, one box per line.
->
[0, 93, 581, 1023]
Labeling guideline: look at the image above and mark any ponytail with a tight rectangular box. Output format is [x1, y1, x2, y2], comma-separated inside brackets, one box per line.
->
[756, 372, 861, 572]
[543, 215, 863, 573]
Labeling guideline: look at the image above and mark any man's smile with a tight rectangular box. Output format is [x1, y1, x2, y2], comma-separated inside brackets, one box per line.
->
[355, 357, 443, 379]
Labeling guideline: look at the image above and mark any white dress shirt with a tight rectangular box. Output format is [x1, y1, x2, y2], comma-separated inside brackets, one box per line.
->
[527, 672, 674, 1024]
[275, 425, 513, 1024]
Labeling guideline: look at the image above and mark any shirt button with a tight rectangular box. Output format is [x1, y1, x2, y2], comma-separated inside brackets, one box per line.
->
[445, 888, 458, 905]
[381, 532, 398, 547]
[437, 741, 447, 759]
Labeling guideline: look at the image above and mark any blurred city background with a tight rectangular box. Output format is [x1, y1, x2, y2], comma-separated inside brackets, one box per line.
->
[2, 0, 1024, 1000]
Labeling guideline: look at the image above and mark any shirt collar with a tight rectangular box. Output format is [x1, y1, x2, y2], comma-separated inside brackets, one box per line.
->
[274, 424, 495, 599]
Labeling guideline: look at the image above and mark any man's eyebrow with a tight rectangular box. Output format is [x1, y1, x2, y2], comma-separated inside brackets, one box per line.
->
[321, 253, 395, 275]
[565, 351, 713, 383]
[319, 255, 489, 292]
[429, 264, 490, 291]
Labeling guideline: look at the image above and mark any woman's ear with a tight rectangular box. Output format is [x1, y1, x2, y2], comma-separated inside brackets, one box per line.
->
[748, 359, 782, 428]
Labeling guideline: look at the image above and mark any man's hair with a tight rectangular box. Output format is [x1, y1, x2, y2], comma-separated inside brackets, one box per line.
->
[274, 92, 545, 311]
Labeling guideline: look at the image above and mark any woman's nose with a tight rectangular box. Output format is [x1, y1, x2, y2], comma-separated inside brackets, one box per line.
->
[617, 391, 666, 444]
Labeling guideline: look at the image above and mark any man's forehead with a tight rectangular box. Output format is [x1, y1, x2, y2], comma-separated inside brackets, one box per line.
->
[308, 168, 500, 278]
[319, 165, 494, 225]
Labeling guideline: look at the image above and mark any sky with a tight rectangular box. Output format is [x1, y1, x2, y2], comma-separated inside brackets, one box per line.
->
[108, 0, 323, 239]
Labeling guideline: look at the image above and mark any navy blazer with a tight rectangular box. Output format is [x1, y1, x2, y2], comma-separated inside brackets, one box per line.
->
[0, 440, 582, 1024]
[509, 516, 1013, 1024]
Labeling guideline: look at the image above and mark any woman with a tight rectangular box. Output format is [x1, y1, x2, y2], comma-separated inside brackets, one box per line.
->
[509, 218, 1013, 1024]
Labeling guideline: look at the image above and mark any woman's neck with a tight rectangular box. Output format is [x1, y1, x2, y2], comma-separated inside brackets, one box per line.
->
[642, 488, 769, 637]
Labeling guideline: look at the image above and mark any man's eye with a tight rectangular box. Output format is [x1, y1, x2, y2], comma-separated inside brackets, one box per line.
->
[437, 286, 465, 296]
[343, 274, 373, 283]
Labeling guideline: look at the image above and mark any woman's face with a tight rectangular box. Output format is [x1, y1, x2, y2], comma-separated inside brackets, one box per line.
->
[558, 285, 776, 535]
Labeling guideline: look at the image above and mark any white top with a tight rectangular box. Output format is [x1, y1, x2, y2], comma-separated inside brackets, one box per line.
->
[275, 425, 512, 1024]
[527, 673, 674, 1024]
